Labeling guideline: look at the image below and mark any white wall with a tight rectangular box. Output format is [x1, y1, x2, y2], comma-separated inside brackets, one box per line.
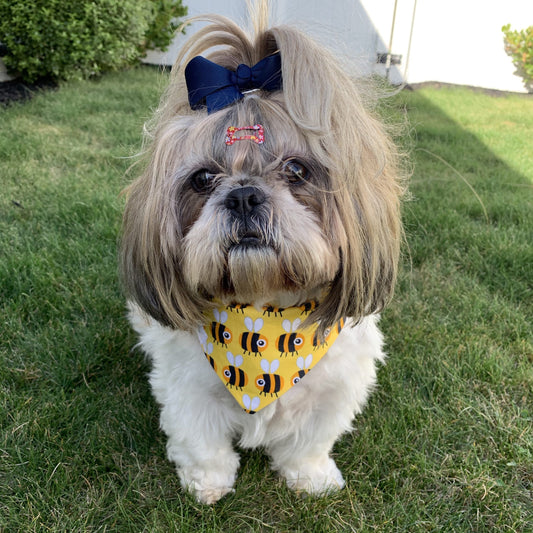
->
[384, 0, 533, 93]
[144, 0, 532, 93]
[143, 0, 247, 66]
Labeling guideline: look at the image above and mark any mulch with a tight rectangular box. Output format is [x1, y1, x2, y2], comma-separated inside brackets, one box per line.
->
[0, 78, 57, 106]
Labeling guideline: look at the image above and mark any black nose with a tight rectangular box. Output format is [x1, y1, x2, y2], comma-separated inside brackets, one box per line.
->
[224, 186, 265, 217]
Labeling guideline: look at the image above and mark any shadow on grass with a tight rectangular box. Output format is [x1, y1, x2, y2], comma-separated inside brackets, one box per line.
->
[400, 88, 531, 309]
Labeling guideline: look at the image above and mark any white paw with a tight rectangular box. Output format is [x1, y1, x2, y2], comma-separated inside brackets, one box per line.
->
[186, 482, 235, 505]
[177, 456, 239, 505]
[280, 456, 345, 495]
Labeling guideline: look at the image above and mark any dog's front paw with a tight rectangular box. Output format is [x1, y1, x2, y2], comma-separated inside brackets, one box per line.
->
[185, 479, 235, 505]
[177, 456, 239, 505]
[279, 456, 345, 496]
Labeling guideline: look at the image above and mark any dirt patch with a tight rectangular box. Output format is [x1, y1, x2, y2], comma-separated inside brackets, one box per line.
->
[0, 78, 57, 106]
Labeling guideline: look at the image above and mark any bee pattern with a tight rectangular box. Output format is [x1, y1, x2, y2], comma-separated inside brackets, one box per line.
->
[227, 303, 248, 314]
[312, 317, 345, 349]
[255, 359, 284, 396]
[204, 343, 216, 372]
[290, 354, 313, 386]
[242, 394, 261, 414]
[299, 300, 318, 315]
[335, 317, 346, 332]
[263, 305, 284, 317]
[210, 309, 233, 346]
[197, 326, 208, 347]
[222, 352, 248, 389]
[276, 318, 305, 356]
[239, 317, 268, 356]
[312, 327, 331, 350]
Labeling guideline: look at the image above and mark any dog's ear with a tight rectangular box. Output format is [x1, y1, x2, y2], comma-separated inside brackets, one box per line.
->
[262, 25, 405, 330]
[120, 117, 213, 332]
[120, 181, 207, 331]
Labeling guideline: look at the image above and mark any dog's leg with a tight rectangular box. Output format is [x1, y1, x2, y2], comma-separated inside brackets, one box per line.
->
[265, 317, 384, 495]
[130, 309, 240, 505]
[163, 417, 240, 505]
[155, 370, 241, 505]
[266, 415, 347, 495]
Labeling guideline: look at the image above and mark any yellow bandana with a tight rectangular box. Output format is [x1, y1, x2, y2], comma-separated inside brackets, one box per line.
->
[198, 301, 345, 413]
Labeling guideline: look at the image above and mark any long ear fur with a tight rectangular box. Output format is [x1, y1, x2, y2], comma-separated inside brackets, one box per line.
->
[261, 24, 405, 329]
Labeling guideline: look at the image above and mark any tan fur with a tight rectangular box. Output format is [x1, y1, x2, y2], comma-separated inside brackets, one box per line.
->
[120, 2, 405, 336]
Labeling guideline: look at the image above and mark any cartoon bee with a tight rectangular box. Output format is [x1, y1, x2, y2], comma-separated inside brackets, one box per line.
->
[312, 326, 331, 349]
[276, 318, 305, 356]
[222, 352, 248, 389]
[312, 317, 345, 349]
[290, 354, 313, 386]
[263, 304, 284, 317]
[227, 303, 248, 314]
[335, 317, 346, 332]
[210, 309, 233, 346]
[299, 300, 318, 315]
[239, 317, 268, 356]
[242, 394, 261, 414]
[204, 343, 216, 372]
[255, 359, 284, 396]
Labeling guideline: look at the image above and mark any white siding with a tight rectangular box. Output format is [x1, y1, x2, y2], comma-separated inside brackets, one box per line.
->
[144, 0, 533, 93]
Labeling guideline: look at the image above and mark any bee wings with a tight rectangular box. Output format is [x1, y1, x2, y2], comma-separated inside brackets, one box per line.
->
[282, 318, 301, 333]
[197, 327, 208, 346]
[242, 395, 260, 411]
[244, 316, 264, 332]
[226, 351, 242, 366]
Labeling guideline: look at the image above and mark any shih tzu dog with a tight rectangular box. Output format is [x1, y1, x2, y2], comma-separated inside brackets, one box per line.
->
[121, 2, 403, 504]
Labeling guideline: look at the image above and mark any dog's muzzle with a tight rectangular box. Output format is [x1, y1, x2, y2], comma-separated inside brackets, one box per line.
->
[224, 186, 265, 217]
[225, 186, 267, 246]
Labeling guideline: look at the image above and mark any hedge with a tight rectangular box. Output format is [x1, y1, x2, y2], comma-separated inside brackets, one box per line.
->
[0, 0, 187, 83]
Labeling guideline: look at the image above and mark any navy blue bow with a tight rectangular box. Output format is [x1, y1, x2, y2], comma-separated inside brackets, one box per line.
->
[185, 52, 282, 114]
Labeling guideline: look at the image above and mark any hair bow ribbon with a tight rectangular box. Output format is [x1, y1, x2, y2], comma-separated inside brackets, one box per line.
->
[185, 52, 282, 114]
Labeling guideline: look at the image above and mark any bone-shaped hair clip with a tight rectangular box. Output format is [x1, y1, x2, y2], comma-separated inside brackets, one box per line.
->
[225, 124, 265, 146]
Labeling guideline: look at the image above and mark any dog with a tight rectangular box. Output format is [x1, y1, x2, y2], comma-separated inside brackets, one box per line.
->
[120, 2, 403, 505]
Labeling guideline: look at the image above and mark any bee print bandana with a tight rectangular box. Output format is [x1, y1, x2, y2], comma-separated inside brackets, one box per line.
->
[198, 301, 345, 413]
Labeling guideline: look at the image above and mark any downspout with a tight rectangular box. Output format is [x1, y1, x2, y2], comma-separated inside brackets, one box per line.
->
[386, 0, 399, 80]
[403, 0, 418, 82]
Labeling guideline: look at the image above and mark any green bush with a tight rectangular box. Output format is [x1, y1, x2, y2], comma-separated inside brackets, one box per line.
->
[0, 0, 187, 83]
[502, 24, 533, 92]
[144, 0, 187, 53]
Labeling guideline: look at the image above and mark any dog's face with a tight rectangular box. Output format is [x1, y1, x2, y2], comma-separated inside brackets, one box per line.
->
[121, 23, 403, 332]
[179, 99, 342, 305]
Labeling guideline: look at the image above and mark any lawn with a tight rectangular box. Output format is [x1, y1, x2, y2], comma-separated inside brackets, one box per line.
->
[1, 68, 531, 532]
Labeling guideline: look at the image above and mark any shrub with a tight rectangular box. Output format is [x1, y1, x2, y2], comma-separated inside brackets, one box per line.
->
[144, 0, 188, 53]
[502, 24, 533, 92]
[0, 0, 187, 83]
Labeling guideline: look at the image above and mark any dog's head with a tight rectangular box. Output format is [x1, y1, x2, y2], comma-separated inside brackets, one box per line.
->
[121, 10, 404, 333]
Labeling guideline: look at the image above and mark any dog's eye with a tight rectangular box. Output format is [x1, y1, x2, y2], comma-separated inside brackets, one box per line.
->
[190, 169, 217, 193]
[282, 160, 309, 185]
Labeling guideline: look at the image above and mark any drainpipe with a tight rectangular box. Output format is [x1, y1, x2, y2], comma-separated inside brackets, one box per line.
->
[386, 0, 399, 80]
[403, 0, 418, 82]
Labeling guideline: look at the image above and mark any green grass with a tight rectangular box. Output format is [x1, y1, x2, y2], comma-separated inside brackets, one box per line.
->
[1, 69, 531, 532]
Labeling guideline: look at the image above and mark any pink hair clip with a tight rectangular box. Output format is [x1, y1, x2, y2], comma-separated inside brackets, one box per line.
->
[225, 124, 265, 146]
